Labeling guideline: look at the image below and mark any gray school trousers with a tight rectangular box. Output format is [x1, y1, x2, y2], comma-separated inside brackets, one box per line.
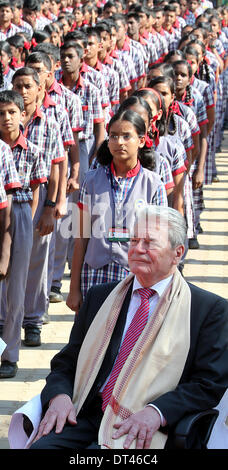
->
[0, 202, 33, 362]
[23, 184, 52, 330]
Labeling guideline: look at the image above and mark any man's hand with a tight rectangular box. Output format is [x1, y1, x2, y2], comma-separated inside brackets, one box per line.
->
[36, 207, 55, 236]
[33, 394, 77, 442]
[112, 407, 161, 449]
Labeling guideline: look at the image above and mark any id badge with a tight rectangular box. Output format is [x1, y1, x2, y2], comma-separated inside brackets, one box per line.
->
[108, 227, 130, 242]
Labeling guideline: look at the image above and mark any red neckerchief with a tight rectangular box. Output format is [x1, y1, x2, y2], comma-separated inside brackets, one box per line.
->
[145, 134, 153, 148]
[110, 159, 141, 178]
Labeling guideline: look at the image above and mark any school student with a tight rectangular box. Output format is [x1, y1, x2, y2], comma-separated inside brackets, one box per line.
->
[0, 90, 47, 378]
[12, 67, 65, 347]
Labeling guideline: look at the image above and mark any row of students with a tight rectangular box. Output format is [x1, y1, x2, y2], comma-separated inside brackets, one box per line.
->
[0, 0, 227, 378]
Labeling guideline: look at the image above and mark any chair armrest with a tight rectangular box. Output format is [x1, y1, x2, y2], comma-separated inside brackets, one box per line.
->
[171, 409, 219, 449]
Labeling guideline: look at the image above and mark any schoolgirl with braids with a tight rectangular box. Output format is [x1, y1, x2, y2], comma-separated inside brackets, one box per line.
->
[149, 75, 193, 169]
[189, 39, 213, 85]
[0, 41, 14, 90]
[67, 109, 167, 310]
[118, 95, 174, 198]
[183, 43, 217, 200]
[6, 34, 29, 69]
[133, 86, 187, 218]
[172, 59, 209, 248]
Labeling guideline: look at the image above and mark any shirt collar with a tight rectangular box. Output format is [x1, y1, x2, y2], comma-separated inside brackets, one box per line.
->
[80, 61, 89, 73]
[42, 91, 57, 108]
[11, 130, 28, 150]
[48, 78, 62, 96]
[110, 159, 141, 178]
[102, 54, 113, 65]
[132, 274, 173, 298]
[94, 60, 103, 71]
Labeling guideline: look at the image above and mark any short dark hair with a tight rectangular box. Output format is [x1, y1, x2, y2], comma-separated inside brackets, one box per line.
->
[60, 41, 84, 59]
[33, 43, 60, 63]
[64, 30, 88, 48]
[12, 66, 40, 85]
[0, 40, 12, 57]
[0, 0, 14, 11]
[164, 4, 176, 13]
[25, 51, 52, 70]
[0, 90, 24, 112]
[23, 0, 40, 11]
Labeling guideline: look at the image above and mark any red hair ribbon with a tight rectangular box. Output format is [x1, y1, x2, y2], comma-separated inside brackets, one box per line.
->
[31, 38, 38, 47]
[11, 56, 18, 68]
[170, 100, 181, 116]
[24, 41, 30, 50]
[145, 134, 153, 148]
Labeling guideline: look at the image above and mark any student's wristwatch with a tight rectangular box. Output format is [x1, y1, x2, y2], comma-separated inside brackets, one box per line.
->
[44, 199, 56, 208]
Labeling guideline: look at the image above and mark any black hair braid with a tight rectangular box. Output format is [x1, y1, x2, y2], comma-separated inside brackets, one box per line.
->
[138, 145, 157, 172]
[0, 62, 4, 88]
[197, 59, 210, 84]
[185, 84, 192, 105]
[166, 108, 177, 135]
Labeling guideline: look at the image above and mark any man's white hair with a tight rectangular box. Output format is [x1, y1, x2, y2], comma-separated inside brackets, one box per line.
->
[134, 205, 187, 248]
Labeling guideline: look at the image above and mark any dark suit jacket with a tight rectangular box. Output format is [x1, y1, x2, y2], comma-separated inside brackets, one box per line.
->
[41, 279, 228, 429]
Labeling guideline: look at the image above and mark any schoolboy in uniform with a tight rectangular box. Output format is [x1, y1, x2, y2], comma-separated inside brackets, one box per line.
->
[0, 137, 21, 282]
[0, 90, 47, 378]
[12, 67, 65, 348]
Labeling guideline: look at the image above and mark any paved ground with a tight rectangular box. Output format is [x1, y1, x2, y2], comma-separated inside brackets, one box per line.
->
[0, 131, 227, 449]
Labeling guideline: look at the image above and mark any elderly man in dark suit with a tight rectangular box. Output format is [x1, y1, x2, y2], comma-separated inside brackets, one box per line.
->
[31, 206, 228, 450]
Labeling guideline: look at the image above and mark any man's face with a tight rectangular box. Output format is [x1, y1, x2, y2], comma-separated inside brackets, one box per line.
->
[22, 8, 37, 27]
[127, 17, 139, 37]
[42, 0, 50, 14]
[60, 47, 82, 74]
[0, 6, 13, 24]
[26, 61, 51, 89]
[180, 0, 187, 14]
[138, 12, 148, 29]
[50, 0, 59, 15]
[164, 11, 176, 28]
[103, 6, 117, 18]
[128, 219, 182, 286]
[116, 20, 127, 41]
[110, 27, 117, 50]
[13, 75, 39, 106]
[154, 12, 164, 30]
[188, 0, 198, 13]
[85, 35, 100, 60]
[0, 102, 22, 135]
[99, 31, 111, 55]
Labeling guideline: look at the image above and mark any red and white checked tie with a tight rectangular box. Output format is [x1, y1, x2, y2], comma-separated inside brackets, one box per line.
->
[101, 287, 155, 412]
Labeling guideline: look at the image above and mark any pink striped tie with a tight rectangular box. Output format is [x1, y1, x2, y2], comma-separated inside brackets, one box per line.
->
[101, 288, 155, 412]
